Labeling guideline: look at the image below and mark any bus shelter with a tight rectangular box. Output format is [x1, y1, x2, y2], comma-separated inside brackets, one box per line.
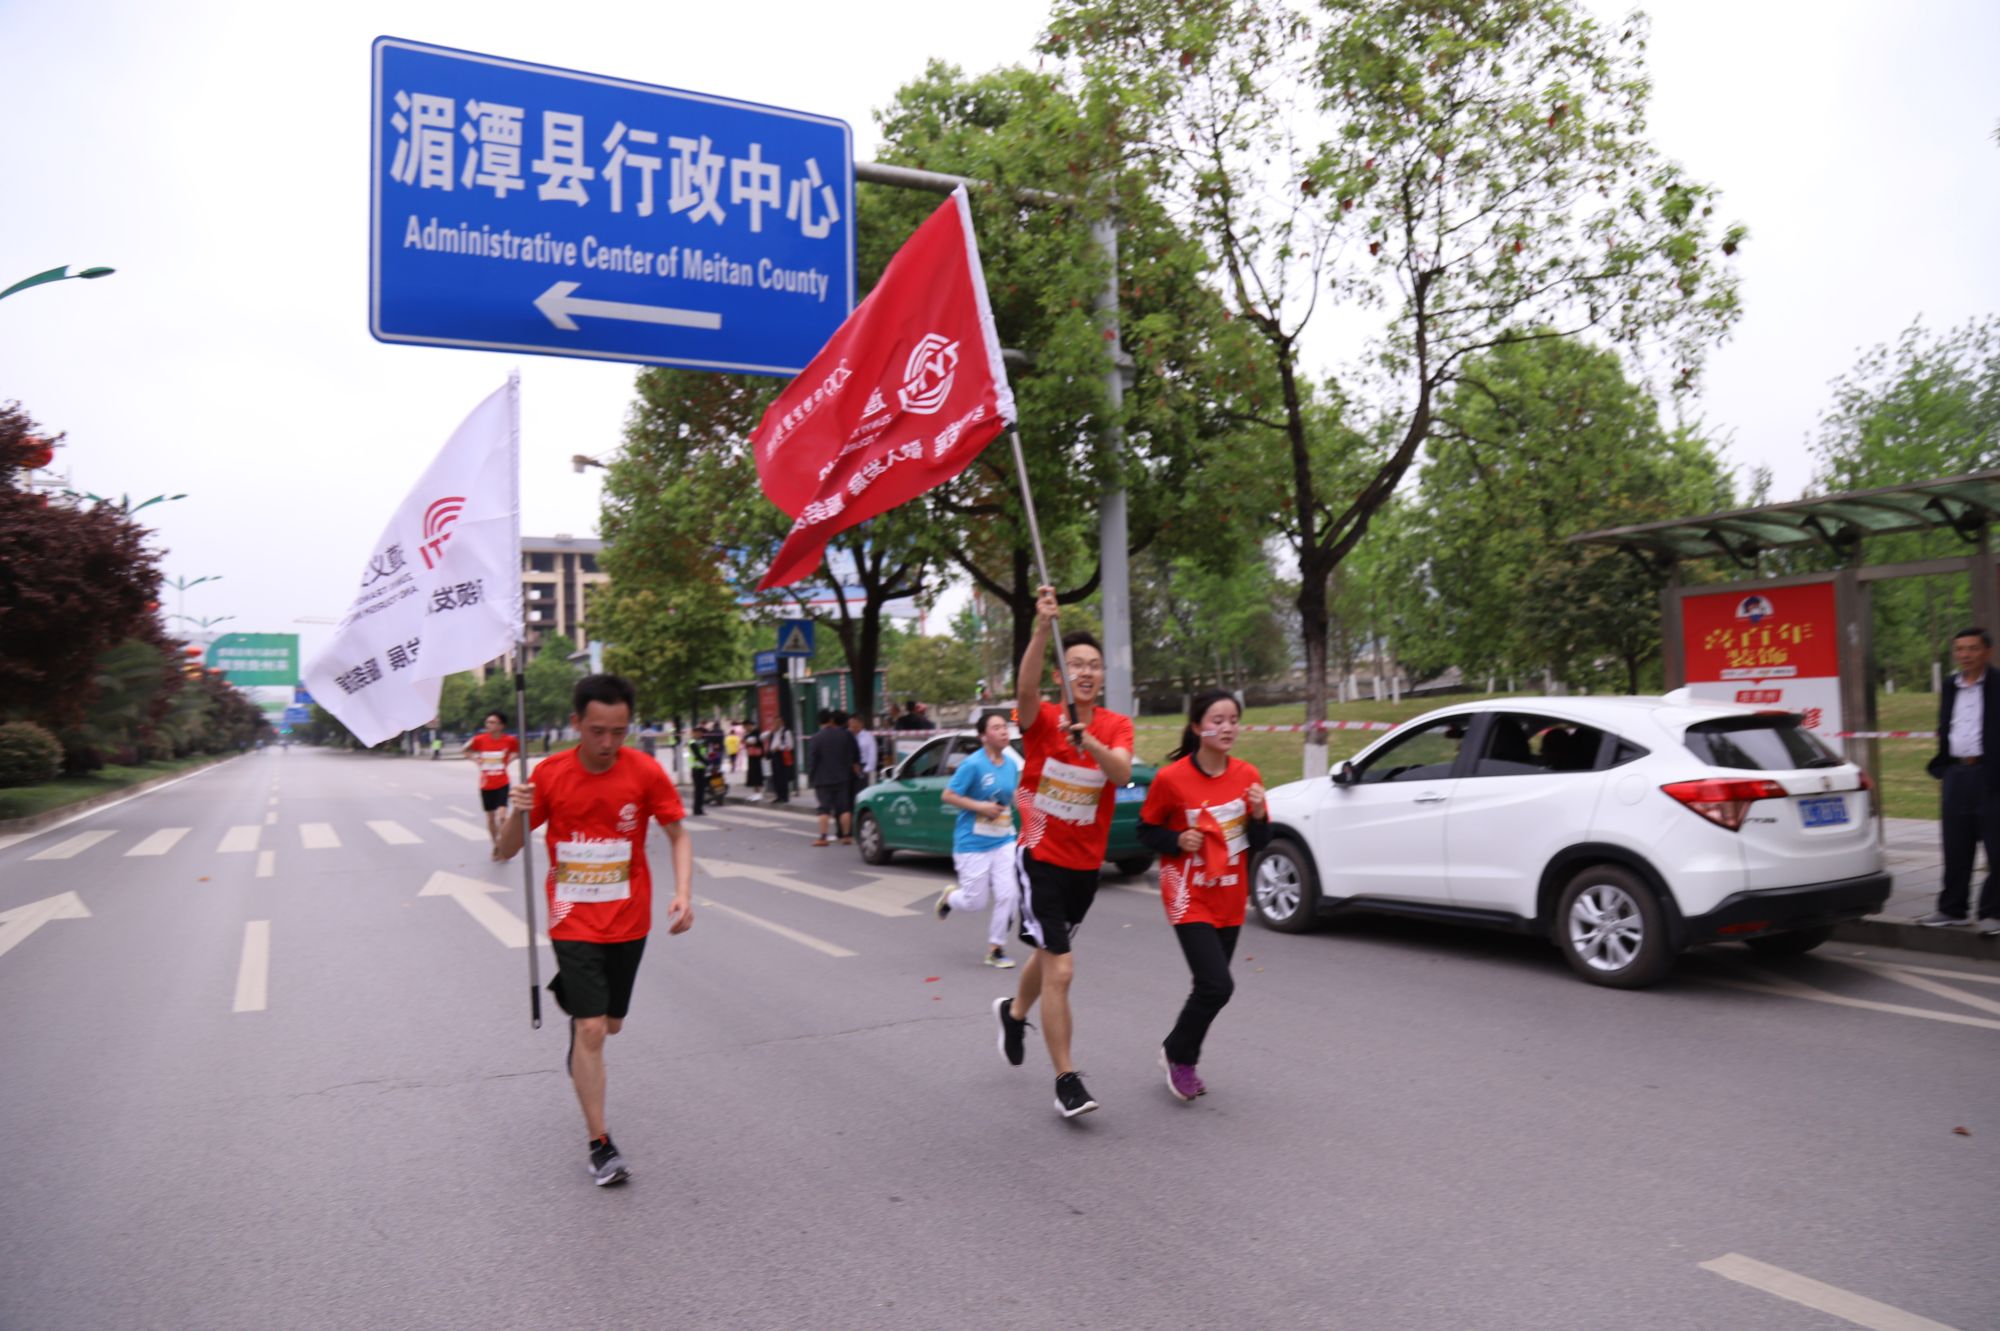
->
[1571, 470, 2000, 787]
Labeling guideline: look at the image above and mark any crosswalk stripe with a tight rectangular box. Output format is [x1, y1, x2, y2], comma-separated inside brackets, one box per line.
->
[29, 830, 117, 860]
[298, 823, 340, 850]
[430, 817, 489, 842]
[217, 825, 261, 854]
[368, 820, 422, 845]
[256, 850, 275, 879]
[125, 828, 190, 857]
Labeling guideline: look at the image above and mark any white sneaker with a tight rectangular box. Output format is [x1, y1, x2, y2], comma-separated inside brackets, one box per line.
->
[1978, 918, 2000, 938]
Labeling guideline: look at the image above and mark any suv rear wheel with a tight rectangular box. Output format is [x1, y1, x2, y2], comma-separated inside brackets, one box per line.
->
[1555, 865, 1673, 988]
[1252, 836, 1319, 933]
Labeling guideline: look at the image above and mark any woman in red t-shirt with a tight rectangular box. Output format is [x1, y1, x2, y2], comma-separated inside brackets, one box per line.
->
[462, 710, 521, 857]
[1136, 689, 1270, 1102]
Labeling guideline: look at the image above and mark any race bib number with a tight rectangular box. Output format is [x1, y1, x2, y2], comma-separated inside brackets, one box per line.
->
[1033, 757, 1106, 826]
[554, 839, 632, 904]
[974, 812, 1014, 840]
[475, 750, 508, 772]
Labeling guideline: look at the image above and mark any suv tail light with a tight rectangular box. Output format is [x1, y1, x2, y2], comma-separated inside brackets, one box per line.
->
[1661, 777, 1788, 832]
[1858, 766, 1875, 816]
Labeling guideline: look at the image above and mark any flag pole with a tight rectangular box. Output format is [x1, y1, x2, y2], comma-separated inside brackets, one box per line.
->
[1005, 430, 1077, 722]
[507, 371, 542, 1029]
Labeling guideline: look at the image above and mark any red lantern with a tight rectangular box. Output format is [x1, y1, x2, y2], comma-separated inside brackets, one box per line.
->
[20, 436, 53, 469]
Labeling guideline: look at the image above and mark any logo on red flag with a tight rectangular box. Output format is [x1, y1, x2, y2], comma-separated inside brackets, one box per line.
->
[749, 186, 1015, 590]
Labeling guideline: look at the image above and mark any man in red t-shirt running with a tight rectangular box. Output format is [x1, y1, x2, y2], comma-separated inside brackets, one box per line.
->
[496, 674, 694, 1186]
[992, 584, 1133, 1119]
[462, 710, 520, 858]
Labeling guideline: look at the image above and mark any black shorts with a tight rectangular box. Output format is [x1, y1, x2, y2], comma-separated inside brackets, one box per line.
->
[1015, 847, 1100, 956]
[548, 937, 649, 1020]
[479, 784, 509, 813]
[815, 782, 853, 816]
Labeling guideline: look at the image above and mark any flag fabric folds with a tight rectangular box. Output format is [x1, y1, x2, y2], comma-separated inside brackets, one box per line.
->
[751, 184, 1016, 590]
[302, 377, 521, 747]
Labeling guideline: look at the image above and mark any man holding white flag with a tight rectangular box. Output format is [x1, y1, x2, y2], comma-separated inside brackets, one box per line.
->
[302, 376, 521, 745]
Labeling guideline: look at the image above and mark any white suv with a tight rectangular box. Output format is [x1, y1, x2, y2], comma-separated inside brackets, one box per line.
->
[1252, 698, 1890, 988]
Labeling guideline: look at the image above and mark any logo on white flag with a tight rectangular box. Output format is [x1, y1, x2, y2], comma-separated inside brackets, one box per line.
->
[419, 495, 466, 568]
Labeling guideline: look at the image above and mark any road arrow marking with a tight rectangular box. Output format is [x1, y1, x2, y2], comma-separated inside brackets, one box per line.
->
[696, 895, 854, 958]
[0, 891, 91, 961]
[419, 870, 546, 948]
[533, 281, 723, 332]
[696, 858, 931, 917]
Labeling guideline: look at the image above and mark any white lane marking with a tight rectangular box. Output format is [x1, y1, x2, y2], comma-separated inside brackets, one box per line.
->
[418, 871, 546, 947]
[695, 895, 855, 957]
[255, 850, 275, 879]
[368, 820, 423, 846]
[430, 817, 490, 842]
[125, 828, 191, 857]
[233, 921, 270, 1013]
[267, 797, 278, 807]
[1830, 957, 2000, 1018]
[0, 756, 240, 854]
[1861, 959, 2000, 987]
[696, 858, 930, 917]
[1700, 1253, 1962, 1331]
[448, 806, 481, 818]
[0, 892, 91, 960]
[704, 810, 817, 838]
[217, 825, 261, 853]
[1702, 974, 2000, 1032]
[263, 811, 277, 825]
[28, 830, 117, 860]
[412, 792, 434, 802]
[298, 822, 340, 850]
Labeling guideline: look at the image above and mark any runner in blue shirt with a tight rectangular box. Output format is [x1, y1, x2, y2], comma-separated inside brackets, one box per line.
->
[935, 710, 1022, 968]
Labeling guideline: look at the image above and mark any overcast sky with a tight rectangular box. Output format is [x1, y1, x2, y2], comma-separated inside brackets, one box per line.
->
[4, 1, 1995, 672]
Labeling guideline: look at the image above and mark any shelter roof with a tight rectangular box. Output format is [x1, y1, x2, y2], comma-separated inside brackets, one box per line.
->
[1569, 471, 2000, 563]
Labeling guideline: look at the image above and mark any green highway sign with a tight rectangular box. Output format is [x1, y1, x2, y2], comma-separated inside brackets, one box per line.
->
[206, 633, 300, 687]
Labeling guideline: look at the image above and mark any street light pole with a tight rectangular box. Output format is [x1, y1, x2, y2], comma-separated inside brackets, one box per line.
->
[0, 265, 116, 303]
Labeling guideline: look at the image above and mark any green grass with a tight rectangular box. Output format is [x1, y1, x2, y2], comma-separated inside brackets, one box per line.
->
[0, 752, 235, 822]
[1134, 691, 1943, 819]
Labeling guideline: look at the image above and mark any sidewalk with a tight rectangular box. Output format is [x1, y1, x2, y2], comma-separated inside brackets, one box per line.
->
[1840, 816, 1999, 960]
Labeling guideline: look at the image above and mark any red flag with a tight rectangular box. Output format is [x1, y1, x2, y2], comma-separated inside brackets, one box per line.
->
[751, 185, 1015, 590]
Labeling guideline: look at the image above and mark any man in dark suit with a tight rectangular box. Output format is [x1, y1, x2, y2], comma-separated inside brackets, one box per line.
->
[1922, 627, 2000, 933]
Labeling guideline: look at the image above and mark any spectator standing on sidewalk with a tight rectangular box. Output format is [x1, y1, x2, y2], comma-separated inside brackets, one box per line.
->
[769, 719, 796, 805]
[849, 712, 878, 809]
[1921, 627, 2000, 935]
[744, 721, 766, 800]
[807, 710, 860, 846]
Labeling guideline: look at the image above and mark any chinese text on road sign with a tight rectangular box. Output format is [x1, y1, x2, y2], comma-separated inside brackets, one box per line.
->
[371, 37, 853, 375]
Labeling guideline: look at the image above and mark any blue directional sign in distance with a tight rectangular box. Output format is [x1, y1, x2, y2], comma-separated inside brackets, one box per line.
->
[753, 649, 780, 677]
[371, 37, 853, 375]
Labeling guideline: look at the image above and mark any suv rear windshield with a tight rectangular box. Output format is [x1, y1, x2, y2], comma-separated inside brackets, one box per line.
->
[1683, 716, 1840, 771]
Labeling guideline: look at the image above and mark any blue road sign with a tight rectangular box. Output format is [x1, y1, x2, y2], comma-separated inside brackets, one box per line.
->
[776, 619, 815, 657]
[753, 648, 780, 676]
[371, 37, 853, 375]
[293, 687, 315, 706]
[282, 706, 312, 726]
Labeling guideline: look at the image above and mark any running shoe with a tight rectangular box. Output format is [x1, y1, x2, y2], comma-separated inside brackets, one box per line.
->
[1054, 1071, 1098, 1118]
[1979, 917, 2000, 937]
[994, 995, 1030, 1067]
[588, 1137, 630, 1187]
[935, 885, 953, 920]
[1916, 911, 1969, 927]
[984, 947, 1016, 969]
[1159, 1049, 1199, 1103]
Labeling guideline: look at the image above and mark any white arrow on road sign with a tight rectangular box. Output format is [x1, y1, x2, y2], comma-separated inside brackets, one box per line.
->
[419, 871, 548, 949]
[533, 282, 723, 333]
[0, 891, 91, 961]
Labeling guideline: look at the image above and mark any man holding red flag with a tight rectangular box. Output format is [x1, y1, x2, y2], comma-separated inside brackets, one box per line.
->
[749, 185, 1015, 590]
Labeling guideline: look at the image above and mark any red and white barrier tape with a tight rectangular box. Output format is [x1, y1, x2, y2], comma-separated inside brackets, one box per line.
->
[1832, 730, 1936, 739]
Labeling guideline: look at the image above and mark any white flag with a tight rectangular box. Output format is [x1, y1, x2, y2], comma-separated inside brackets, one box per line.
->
[303, 376, 520, 746]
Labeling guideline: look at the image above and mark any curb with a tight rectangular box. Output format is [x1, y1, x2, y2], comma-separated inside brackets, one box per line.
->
[0, 754, 240, 836]
[1833, 917, 2000, 961]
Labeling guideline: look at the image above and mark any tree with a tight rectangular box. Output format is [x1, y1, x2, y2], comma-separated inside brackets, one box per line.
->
[886, 634, 979, 707]
[0, 400, 167, 730]
[524, 633, 583, 729]
[1045, 0, 1745, 766]
[1390, 335, 1732, 692]
[1128, 545, 1289, 696]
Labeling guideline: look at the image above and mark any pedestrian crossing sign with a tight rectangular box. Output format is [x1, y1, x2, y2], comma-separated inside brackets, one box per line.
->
[776, 618, 815, 658]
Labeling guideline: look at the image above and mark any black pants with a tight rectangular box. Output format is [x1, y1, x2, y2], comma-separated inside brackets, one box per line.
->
[1163, 923, 1239, 1066]
[773, 760, 792, 803]
[691, 767, 707, 814]
[1939, 764, 2000, 919]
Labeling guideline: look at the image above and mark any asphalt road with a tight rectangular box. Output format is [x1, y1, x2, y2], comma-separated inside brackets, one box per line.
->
[1, 747, 1996, 1331]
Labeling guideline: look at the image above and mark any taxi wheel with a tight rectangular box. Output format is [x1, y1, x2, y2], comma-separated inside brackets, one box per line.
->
[855, 811, 893, 865]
